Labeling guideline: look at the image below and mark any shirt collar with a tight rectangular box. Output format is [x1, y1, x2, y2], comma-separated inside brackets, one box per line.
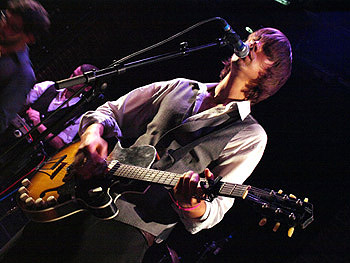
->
[201, 82, 251, 120]
[227, 100, 251, 120]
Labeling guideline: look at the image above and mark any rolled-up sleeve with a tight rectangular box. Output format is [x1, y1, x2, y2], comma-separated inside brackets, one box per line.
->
[175, 123, 267, 233]
[79, 78, 188, 139]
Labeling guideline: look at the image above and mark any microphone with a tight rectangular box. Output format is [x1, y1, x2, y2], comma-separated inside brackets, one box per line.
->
[220, 19, 250, 58]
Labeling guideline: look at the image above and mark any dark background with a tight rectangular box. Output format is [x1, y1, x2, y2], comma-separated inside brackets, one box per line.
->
[1, 1, 349, 262]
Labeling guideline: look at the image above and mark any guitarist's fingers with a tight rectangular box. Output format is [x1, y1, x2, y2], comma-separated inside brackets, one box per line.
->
[204, 168, 214, 180]
[64, 150, 86, 181]
[72, 149, 88, 168]
[83, 137, 108, 160]
[70, 148, 106, 180]
[95, 138, 108, 159]
[174, 171, 192, 200]
[188, 172, 200, 197]
[175, 171, 200, 204]
[183, 171, 196, 200]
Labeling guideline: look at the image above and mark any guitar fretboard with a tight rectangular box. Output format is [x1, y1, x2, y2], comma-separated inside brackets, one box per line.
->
[109, 161, 250, 199]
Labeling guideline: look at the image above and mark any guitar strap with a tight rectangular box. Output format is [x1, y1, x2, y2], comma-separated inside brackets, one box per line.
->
[152, 104, 255, 173]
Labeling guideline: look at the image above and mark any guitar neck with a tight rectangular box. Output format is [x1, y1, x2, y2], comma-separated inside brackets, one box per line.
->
[109, 162, 250, 199]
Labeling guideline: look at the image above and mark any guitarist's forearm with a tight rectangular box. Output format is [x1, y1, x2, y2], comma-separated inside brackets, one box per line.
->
[83, 123, 104, 137]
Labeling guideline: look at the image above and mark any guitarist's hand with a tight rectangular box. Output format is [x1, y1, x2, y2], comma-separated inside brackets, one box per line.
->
[69, 124, 108, 180]
[173, 168, 214, 219]
[79, 123, 108, 160]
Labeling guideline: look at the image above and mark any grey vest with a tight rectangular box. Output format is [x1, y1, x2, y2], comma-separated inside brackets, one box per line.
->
[115, 80, 257, 240]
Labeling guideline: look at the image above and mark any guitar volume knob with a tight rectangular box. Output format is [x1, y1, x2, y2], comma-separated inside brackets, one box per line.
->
[25, 197, 35, 207]
[88, 187, 103, 197]
[19, 193, 29, 202]
[35, 198, 46, 209]
[18, 186, 28, 195]
[21, 178, 31, 187]
[46, 196, 57, 206]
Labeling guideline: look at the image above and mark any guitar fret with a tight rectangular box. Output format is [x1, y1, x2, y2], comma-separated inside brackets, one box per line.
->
[157, 172, 165, 184]
[149, 171, 159, 183]
[154, 171, 162, 183]
[229, 183, 237, 196]
[217, 182, 249, 198]
[144, 170, 155, 182]
[112, 163, 250, 199]
[113, 161, 261, 192]
[164, 173, 175, 186]
[136, 167, 145, 180]
[112, 163, 179, 187]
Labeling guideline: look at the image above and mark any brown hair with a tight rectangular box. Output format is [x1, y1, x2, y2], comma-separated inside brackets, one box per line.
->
[7, 0, 50, 42]
[220, 28, 292, 104]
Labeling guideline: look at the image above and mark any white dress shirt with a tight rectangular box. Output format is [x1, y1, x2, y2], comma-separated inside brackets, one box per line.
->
[26, 81, 81, 144]
[80, 78, 267, 234]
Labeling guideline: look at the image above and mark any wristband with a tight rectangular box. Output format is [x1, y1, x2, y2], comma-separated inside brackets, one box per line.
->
[168, 192, 201, 211]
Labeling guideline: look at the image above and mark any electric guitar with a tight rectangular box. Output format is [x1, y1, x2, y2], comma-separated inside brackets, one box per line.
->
[17, 141, 314, 237]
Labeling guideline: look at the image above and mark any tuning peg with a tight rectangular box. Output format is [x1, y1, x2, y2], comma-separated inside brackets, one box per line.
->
[275, 208, 282, 214]
[21, 178, 31, 187]
[289, 194, 297, 199]
[262, 203, 269, 209]
[304, 197, 309, 203]
[273, 222, 281, 232]
[289, 212, 296, 221]
[288, 227, 295, 237]
[296, 199, 303, 206]
[282, 194, 289, 200]
[259, 217, 267, 226]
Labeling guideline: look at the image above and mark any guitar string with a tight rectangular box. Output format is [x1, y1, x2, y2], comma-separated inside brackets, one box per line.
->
[106, 161, 292, 200]
[109, 161, 251, 198]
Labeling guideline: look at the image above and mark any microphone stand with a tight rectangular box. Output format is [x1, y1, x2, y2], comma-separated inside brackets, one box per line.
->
[0, 37, 228, 180]
[35, 82, 106, 147]
[55, 38, 228, 89]
[0, 82, 105, 178]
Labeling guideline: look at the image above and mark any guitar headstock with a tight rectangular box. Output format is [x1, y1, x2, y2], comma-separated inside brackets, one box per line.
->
[245, 187, 314, 237]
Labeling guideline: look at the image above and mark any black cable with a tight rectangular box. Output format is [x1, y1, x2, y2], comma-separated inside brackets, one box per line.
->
[109, 17, 224, 67]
